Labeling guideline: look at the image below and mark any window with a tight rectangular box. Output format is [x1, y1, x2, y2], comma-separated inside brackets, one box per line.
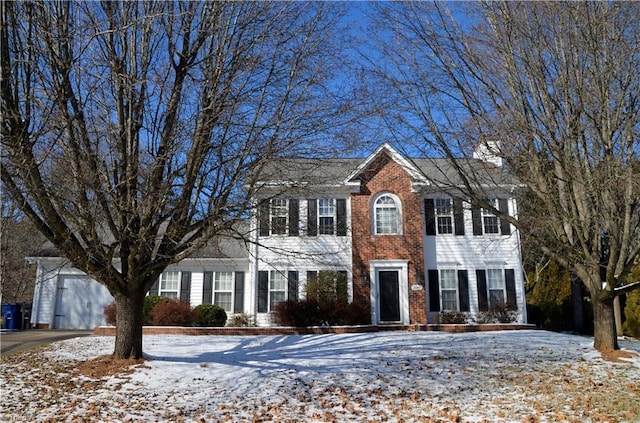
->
[440, 269, 458, 311]
[214, 272, 234, 312]
[374, 194, 401, 235]
[269, 271, 287, 310]
[435, 198, 453, 234]
[318, 199, 335, 235]
[271, 199, 288, 235]
[159, 271, 180, 298]
[487, 269, 505, 307]
[258, 270, 297, 313]
[482, 199, 500, 234]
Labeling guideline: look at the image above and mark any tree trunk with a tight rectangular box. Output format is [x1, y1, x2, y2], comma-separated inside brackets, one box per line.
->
[114, 292, 145, 359]
[592, 293, 619, 352]
[571, 276, 584, 333]
[614, 295, 623, 336]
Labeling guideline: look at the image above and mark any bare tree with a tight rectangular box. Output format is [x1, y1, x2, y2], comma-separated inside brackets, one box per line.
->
[1, 1, 356, 358]
[0, 197, 46, 304]
[366, 2, 640, 351]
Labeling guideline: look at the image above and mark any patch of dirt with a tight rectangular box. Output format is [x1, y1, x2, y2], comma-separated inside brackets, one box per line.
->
[601, 349, 640, 363]
[75, 354, 148, 379]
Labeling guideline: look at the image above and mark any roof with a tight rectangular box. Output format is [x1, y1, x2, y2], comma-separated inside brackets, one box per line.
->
[28, 223, 251, 261]
[258, 143, 520, 189]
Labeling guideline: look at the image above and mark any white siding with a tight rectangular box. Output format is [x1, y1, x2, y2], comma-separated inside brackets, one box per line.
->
[424, 198, 527, 322]
[252, 198, 354, 325]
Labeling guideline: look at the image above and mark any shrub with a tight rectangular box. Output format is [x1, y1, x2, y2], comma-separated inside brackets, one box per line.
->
[271, 299, 370, 327]
[103, 302, 117, 326]
[473, 303, 518, 324]
[226, 313, 257, 327]
[144, 295, 167, 325]
[623, 290, 640, 338]
[193, 304, 227, 327]
[150, 298, 193, 326]
[439, 310, 468, 324]
[271, 299, 321, 327]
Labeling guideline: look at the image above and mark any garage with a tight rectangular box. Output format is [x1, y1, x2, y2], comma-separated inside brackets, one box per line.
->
[53, 276, 113, 330]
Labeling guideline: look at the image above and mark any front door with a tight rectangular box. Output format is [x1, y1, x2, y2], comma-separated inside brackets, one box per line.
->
[379, 270, 400, 322]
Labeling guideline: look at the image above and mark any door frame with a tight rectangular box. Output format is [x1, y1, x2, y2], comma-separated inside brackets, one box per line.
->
[369, 260, 409, 325]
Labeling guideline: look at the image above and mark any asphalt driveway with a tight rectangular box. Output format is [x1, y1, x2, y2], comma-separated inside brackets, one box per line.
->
[0, 330, 93, 356]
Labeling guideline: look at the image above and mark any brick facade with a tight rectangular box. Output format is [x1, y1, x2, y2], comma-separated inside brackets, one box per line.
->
[351, 153, 428, 324]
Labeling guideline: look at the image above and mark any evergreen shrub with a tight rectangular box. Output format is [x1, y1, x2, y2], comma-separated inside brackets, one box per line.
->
[193, 304, 227, 327]
[623, 290, 640, 338]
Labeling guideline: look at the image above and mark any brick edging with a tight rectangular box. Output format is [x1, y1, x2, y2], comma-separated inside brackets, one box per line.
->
[93, 323, 536, 336]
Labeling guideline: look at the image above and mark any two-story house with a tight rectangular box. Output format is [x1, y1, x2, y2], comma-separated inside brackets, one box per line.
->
[29, 143, 526, 329]
[251, 143, 525, 326]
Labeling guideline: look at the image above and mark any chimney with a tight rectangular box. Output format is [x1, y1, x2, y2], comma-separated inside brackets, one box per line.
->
[473, 141, 503, 167]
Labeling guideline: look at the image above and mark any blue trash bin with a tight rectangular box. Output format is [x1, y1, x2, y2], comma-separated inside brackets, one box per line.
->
[2, 304, 21, 330]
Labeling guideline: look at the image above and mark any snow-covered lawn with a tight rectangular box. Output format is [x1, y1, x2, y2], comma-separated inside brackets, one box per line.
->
[1, 330, 639, 422]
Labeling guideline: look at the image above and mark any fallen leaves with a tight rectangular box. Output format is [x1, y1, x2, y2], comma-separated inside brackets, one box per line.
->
[1, 332, 639, 422]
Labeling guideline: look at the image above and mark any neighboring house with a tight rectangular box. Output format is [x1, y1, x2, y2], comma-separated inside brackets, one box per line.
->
[29, 143, 526, 329]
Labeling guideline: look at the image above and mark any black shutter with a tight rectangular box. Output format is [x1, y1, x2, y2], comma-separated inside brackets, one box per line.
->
[288, 271, 299, 301]
[505, 269, 517, 309]
[180, 271, 191, 303]
[498, 198, 511, 235]
[428, 269, 440, 312]
[288, 199, 299, 236]
[234, 272, 245, 313]
[202, 272, 213, 304]
[472, 207, 483, 235]
[476, 270, 488, 311]
[307, 199, 317, 236]
[259, 201, 270, 236]
[258, 271, 269, 313]
[454, 198, 465, 236]
[424, 199, 436, 235]
[458, 270, 470, 312]
[336, 199, 347, 236]
[148, 280, 159, 296]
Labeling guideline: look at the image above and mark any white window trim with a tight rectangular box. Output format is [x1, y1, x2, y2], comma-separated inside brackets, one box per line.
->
[270, 199, 288, 236]
[318, 198, 336, 235]
[486, 268, 506, 308]
[439, 269, 459, 311]
[159, 271, 181, 298]
[372, 192, 403, 235]
[268, 270, 287, 311]
[213, 271, 234, 312]
[481, 198, 500, 235]
[435, 197, 454, 235]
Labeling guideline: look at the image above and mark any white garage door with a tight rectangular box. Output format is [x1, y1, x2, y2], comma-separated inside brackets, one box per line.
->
[54, 276, 114, 330]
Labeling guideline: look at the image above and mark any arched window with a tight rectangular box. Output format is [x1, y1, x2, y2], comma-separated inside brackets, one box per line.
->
[374, 193, 401, 235]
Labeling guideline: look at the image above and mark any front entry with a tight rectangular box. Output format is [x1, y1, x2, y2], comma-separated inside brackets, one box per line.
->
[378, 270, 400, 322]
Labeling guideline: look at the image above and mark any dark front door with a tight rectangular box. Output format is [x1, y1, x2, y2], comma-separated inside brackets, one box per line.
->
[379, 270, 400, 322]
